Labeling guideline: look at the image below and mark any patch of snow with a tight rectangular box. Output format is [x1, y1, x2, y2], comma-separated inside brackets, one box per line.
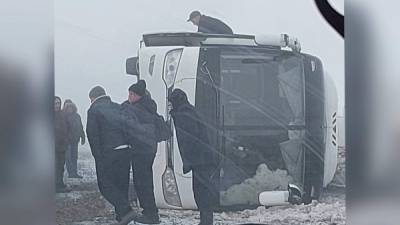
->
[60, 145, 345, 225]
[221, 163, 293, 205]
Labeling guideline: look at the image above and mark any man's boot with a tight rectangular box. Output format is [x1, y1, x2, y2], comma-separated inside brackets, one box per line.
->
[134, 213, 160, 224]
[199, 211, 213, 225]
[113, 210, 138, 225]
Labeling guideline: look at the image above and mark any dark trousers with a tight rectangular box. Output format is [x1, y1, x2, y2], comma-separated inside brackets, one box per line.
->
[55, 145, 67, 189]
[132, 152, 158, 216]
[192, 165, 219, 212]
[65, 142, 79, 176]
[95, 149, 132, 219]
[303, 151, 324, 203]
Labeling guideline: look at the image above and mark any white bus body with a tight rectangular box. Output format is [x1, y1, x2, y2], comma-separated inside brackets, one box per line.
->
[126, 32, 339, 209]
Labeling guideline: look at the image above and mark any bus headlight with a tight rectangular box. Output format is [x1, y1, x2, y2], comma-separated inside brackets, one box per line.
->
[163, 49, 183, 88]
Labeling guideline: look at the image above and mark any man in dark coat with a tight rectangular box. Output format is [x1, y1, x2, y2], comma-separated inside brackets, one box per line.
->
[168, 89, 220, 225]
[86, 86, 136, 225]
[187, 10, 233, 35]
[55, 96, 71, 193]
[121, 80, 160, 224]
[63, 101, 85, 178]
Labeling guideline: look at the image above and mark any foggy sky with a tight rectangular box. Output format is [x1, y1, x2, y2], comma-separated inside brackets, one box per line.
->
[55, 0, 344, 123]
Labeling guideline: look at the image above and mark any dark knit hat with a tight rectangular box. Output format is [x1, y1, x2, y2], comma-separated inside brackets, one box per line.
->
[89, 86, 106, 99]
[129, 80, 146, 96]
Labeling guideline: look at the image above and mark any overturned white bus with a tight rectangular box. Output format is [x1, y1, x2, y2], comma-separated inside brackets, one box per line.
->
[126, 32, 338, 210]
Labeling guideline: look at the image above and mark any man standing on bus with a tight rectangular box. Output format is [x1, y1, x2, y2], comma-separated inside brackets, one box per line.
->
[168, 89, 219, 225]
[187, 10, 233, 35]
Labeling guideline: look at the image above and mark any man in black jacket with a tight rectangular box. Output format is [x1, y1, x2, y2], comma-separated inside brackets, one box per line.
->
[187, 10, 233, 35]
[168, 89, 219, 225]
[121, 80, 160, 224]
[86, 86, 136, 225]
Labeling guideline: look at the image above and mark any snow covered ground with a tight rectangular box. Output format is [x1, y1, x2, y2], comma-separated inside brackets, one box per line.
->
[56, 145, 345, 225]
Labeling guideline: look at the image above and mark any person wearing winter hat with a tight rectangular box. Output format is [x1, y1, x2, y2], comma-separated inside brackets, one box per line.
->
[128, 80, 147, 103]
[168, 89, 220, 225]
[123, 80, 161, 224]
[63, 100, 85, 179]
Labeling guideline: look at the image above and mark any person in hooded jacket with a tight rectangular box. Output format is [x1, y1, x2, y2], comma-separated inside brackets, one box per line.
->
[168, 89, 220, 225]
[121, 80, 160, 224]
[187, 10, 233, 35]
[55, 96, 71, 193]
[63, 101, 86, 178]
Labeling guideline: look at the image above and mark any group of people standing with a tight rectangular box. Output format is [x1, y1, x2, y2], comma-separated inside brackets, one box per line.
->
[85, 81, 161, 225]
[55, 10, 232, 225]
[54, 97, 85, 192]
[55, 80, 219, 225]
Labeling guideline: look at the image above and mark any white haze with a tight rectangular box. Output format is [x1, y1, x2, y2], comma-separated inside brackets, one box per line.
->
[55, 0, 344, 123]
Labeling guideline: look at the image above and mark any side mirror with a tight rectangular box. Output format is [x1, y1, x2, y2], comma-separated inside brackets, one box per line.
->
[126, 56, 140, 77]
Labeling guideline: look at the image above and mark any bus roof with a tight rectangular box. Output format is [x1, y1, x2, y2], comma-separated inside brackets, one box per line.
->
[142, 32, 275, 48]
[142, 32, 301, 52]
